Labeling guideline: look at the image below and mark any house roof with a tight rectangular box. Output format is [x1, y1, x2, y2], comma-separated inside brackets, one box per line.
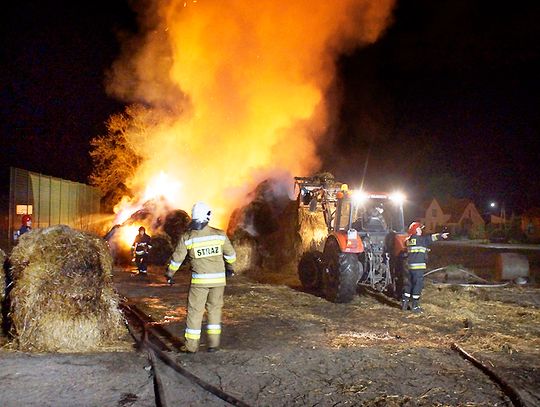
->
[523, 207, 540, 218]
[438, 198, 473, 223]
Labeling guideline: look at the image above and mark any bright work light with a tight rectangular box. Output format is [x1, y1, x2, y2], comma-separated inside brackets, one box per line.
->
[389, 191, 405, 204]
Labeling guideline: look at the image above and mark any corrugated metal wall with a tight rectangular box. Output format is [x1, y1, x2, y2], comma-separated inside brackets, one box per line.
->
[7, 167, 102, 246]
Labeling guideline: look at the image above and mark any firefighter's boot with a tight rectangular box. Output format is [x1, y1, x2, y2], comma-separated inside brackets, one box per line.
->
[401, 297, 410, 311]
[411, 300, 423, 313]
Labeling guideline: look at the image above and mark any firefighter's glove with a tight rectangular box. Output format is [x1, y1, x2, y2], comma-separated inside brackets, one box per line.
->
[225, 264, 235, 278]
[441, 232, 450, 240]
[165, 268, 175, 285]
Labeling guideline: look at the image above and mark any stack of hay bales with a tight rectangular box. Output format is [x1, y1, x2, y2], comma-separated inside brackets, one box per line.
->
[229, 178, 329, 282]
[10, 225, 126, 352]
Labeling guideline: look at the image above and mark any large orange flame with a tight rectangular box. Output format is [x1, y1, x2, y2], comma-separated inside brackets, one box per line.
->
[107, 0, 395, 228]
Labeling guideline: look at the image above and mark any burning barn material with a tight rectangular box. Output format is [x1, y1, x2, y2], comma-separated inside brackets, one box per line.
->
[105, 198, 190, 265]
[228, 177, 327, 283]
[9, 225, 126, 352]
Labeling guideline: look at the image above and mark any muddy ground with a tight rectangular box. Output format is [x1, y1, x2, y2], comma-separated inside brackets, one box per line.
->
[1, 243, 540, 406]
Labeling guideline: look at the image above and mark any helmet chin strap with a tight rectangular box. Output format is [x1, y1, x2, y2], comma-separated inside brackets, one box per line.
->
[190, 220, 208, 230]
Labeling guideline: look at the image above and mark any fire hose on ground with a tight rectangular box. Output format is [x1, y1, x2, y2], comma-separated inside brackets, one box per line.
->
[120, 300, 251, 407]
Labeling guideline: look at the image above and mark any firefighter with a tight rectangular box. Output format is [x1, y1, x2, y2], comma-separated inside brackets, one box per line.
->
[402, 222, 449, 313]
[14, 214, 32, 241]
[166, 201, 236, 353]
[132, 226, 152, 274]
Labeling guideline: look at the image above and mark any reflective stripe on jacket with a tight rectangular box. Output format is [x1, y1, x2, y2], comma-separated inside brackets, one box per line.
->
[168, 224, 236, 287]
[406, 233, 440, 270]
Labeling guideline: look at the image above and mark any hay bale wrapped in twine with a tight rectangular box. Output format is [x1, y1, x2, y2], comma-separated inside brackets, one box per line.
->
[9, 225, 126, 352]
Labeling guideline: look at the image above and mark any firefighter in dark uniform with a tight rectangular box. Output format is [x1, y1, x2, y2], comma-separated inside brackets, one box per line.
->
[132, 226, 152, 274]
[402, 222, 449, 313]
[166, 201, 236, 353]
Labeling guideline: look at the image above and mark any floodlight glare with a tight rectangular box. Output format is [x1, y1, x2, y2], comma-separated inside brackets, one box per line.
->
[352, 190, 368, 204]
[389, 191, 406, 204]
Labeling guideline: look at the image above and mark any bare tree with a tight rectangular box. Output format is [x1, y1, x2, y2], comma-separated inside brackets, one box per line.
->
[89, 104, 154, 212]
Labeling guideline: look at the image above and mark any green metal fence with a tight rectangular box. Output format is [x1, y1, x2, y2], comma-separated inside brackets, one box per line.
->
[6, 167, 103, 247]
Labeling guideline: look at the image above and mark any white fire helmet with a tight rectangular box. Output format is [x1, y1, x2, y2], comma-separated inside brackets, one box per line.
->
[192, 201, 212, 222]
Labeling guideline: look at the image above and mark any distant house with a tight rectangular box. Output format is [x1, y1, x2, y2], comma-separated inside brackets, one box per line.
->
[521, 207, 540, 242]
[420, 198, 485, 236]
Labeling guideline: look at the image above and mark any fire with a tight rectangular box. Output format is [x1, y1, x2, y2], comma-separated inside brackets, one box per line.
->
[142, 172, 182, 204]
[114, 172, 182, 224]
[106, 0, 396, 227]
[119, 224, 141, 251]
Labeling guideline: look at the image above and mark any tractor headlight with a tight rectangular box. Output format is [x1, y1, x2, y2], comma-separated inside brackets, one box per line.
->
[390, 191, 406, 204]
[352, 190, 368, 204]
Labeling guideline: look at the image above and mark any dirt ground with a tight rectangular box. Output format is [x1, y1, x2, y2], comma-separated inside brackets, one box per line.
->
[1, 244, 540, 406]
[113, 258, 540, 407]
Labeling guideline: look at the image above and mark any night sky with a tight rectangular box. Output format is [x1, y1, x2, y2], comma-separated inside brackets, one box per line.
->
[1, 0, 539, 214]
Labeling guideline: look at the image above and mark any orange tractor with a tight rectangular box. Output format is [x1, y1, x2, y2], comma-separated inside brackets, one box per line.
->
[296, 176, 408, 303]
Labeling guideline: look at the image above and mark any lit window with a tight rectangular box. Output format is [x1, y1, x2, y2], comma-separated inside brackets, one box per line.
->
[16, 205, 33, 215]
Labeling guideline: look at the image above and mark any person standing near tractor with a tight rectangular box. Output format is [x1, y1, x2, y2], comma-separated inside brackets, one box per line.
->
[402, 222, 449, 313]
[166, 201, 236, 353]
[132, 226, 152, 275]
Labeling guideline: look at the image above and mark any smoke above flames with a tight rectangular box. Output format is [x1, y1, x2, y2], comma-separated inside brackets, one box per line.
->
[106, 0, 395, 227]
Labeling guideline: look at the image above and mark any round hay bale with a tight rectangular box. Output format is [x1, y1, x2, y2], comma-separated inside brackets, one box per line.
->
[149, 233, 173, 265]
[231, 232, 259, 274]
[298, 207, 327, 253]
[9, 225, 126, 352]
[163, 209, 190, 247]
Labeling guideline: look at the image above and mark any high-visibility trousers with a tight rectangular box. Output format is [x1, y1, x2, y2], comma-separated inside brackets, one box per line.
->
[184, 286, 225, 352]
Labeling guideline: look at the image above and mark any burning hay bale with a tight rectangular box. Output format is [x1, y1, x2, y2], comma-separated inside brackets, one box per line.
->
[163, 209, 190, 247]
[149, 233, 174, 265]
[229, 178, 319, 283]
[9, 225, 126, 352]
[104, 204, 190, 265]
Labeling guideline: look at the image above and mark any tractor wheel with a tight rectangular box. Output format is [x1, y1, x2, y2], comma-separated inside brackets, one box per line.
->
[298, 251, 324, 291]
[322, 237, 361, 303]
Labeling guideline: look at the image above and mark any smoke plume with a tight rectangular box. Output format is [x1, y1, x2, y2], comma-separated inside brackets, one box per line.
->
[107, 0, 395, 226]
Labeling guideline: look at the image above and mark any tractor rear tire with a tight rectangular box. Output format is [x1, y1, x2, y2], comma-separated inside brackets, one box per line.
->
[298, 251, 324, 291]
[322, 237, 361, 303]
